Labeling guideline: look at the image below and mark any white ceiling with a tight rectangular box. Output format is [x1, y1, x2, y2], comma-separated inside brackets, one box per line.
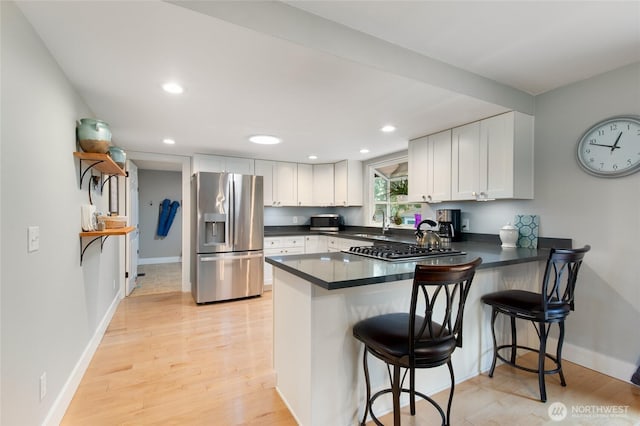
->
[17, 1, 640, 167]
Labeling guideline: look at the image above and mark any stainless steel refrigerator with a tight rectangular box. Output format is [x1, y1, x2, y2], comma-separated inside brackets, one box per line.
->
[191, 172, 264, 303]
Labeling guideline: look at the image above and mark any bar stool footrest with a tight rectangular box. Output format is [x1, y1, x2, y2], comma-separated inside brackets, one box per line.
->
[366, 387, 447, 426]
[495, 344, 562, 375]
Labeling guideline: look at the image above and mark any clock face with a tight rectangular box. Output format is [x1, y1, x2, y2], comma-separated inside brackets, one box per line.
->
[576, 116, 640, 177]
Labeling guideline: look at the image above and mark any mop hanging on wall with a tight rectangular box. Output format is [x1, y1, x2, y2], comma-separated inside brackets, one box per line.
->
[156, 198, 180, 238]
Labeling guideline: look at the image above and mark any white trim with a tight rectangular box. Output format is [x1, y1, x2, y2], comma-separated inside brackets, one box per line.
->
[138, 256, 182, 265]
[126, 151, 192, 293]
[42, 291, 122, 426]
[547, 337, 637, 384]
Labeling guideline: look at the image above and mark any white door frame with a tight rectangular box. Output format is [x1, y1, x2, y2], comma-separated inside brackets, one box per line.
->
[125, 160, 139, 296]
[125, 151, 192, 293]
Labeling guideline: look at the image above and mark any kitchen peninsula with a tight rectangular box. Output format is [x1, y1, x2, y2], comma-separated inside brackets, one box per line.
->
[266, 235, 568, 426]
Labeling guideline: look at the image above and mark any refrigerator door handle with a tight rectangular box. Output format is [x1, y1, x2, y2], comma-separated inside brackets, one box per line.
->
[199, 252, 264, 262]
[230, 178, 236, 247]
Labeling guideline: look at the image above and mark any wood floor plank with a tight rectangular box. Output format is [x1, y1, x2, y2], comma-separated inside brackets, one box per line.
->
[63, 288, 639, 425]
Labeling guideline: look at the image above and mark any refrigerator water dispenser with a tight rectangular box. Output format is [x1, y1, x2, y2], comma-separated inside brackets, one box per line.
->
[204, 213, 227, 245]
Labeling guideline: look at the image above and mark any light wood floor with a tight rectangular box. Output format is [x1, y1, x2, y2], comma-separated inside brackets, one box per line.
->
[63, 291, 640, 425]
[130, 262, 182, 297]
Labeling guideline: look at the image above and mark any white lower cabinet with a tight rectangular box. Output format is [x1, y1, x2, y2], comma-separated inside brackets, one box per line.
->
[264, 236, 305, 288]
[304, 235, 327, 253]
[327, 236, 372, 252]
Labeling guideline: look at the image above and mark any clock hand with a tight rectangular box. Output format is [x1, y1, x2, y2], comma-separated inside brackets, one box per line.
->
[589, 142, 621, 149]
[611, 131, 623, 153]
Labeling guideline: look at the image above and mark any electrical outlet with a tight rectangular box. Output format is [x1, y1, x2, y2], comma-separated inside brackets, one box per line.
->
[292, 216, 298, 224]
[40, 372, 47, 400]
[462, 219, 470, 232]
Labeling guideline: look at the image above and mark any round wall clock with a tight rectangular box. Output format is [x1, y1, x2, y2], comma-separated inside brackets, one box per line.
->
[576, 115, 640, 177]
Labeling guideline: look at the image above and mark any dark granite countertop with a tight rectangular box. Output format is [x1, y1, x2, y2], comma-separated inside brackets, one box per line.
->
[265, 240, 553, 290]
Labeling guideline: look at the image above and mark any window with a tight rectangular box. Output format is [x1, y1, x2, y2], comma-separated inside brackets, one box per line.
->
[369, 159, 422, 228]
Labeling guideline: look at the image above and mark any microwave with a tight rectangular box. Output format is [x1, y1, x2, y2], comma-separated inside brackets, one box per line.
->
[310, 214, 343, 231]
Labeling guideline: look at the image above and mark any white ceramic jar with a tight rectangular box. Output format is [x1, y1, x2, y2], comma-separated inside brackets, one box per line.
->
[499, 223, 519, 248]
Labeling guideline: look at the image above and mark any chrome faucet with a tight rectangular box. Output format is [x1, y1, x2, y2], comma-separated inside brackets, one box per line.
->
[373, 208, 389, 234]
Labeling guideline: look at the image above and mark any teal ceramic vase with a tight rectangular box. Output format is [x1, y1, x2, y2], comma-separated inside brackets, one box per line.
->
[108, 146, 126, 169]
[76, 118, 111, 153]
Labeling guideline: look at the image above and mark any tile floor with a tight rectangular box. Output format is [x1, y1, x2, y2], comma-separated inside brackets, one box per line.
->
[130, 262, 182, 297]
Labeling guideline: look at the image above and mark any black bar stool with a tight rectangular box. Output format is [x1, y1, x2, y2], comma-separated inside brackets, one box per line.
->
[353, 258, 482, 426]
[481, 245, 590, 402]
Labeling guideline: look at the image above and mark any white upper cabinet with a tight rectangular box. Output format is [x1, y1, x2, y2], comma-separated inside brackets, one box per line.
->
[451, 122, 482, 200]
[334, 160, 363, 206]
[452, 111, 534, 200]
[255, 160, 298, 206]
[297, 163, 313, 206]
[312, 163, 335, 206]
[275, 161, 298, 206]
[408, 130, 451, 203]
[192, 154, 254, 174]
[255, 160, 275, 206]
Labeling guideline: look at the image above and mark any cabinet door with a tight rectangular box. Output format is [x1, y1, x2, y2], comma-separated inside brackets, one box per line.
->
[451, 121, 481, 200]
[408, 135, 430, 202]
[334, 160, 348, 206]
[334, 160, 363, 206]
[297, 164, 313, 206]
[274, 162, 298, 206]
[481, 112, 515, 199]
[304, 235, 327, 253]
[192, 154, 226, 173]
[429, 130, 452, 202]
[313, 164, 334, 206]
[255, 160, 275, 206]
[226, 157, 255, 174]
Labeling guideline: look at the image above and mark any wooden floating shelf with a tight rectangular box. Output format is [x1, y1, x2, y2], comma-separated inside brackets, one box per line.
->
[79, 226, 135, 238]
[73, 152, 126, 176]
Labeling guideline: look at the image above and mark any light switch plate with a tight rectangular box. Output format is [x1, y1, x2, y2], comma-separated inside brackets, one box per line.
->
[28, 226, 39, 252]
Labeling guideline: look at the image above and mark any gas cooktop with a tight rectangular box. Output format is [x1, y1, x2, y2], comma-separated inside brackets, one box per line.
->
[343, 244, 465, 262]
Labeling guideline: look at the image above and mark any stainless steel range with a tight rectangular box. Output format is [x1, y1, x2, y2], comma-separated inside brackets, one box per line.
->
[344, 244, 465, 262]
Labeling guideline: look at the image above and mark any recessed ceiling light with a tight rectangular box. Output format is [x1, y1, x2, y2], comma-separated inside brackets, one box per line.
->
[308, 155, 318, 160]
[360, 148, 370, 154]
[249, 135, 281, 145]
[381, 125, 396, 133]
[163, 138, 175, 145]
[162, 82, 183, 94]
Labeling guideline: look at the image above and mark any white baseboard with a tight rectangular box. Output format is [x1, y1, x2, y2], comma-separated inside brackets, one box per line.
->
[138, 256, 182, 265]
[547, 337, 637, 384]
[42, 290, 122, 426]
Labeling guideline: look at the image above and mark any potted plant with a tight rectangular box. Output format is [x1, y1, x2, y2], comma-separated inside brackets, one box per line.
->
[389, 179, 408, 202]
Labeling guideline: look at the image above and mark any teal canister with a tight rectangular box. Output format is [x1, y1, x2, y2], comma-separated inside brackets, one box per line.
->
[108, 146, 126, 169]
[76, 118, 112, 153]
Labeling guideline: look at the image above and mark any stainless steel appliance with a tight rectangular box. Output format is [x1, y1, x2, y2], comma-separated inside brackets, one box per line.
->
[344, 244, 465, 262]
[436, 209, 462, 244]
[310, 214, 343, 231]
[191, 172, 264, 303]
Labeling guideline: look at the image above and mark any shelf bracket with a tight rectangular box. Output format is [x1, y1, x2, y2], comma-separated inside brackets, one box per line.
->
[78, 159, 105, 190]
[79, 235, 110, 265]
[100, 171, 128, 192]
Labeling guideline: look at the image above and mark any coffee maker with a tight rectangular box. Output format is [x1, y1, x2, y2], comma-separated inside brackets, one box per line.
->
[436, 209, 462, 248]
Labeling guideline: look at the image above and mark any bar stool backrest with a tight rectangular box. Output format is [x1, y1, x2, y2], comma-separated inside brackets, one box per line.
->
[541, 245, 591, 316]
[409, 258, 482, 354]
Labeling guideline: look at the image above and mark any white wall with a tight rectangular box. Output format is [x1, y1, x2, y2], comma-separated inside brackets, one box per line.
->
[1, 3, 122, 424]
[138, 170, 182, 260]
